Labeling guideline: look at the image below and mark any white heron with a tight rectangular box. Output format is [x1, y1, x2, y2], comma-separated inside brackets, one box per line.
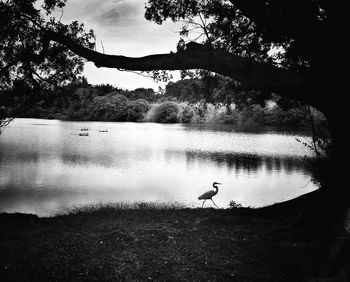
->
[198, 182, 222, 208]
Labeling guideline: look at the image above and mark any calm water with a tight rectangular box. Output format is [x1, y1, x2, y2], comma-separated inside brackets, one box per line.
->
[0, 118, 317, 216]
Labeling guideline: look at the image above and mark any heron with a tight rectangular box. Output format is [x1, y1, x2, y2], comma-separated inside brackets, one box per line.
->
[198, 182, 222, 208]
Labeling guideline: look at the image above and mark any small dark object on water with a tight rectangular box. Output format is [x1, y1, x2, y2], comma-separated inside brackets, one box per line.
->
[80, 128, 89, 131]
[79, 133, 89, 136]
[99, 130, 108, 132]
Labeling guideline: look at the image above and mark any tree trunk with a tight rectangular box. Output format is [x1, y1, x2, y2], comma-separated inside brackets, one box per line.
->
[302, 109, 350, 279]
[326, 107, 348, 200]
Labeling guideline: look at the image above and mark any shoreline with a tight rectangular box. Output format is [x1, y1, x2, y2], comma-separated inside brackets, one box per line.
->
[0, 192, 322, 281]
[5, 117, 314, 132]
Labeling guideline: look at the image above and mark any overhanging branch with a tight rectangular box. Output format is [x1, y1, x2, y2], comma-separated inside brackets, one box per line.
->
[44, 30, 319, 108]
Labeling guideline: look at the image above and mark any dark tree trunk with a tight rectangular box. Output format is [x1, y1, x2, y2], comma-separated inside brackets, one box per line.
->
[297, 107, 350, 279]
[326, 108, 349, 204]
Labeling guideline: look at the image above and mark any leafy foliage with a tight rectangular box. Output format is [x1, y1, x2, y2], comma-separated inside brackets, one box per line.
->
[4, 79, 321, 127]
[165, 76, 274, 108]
[144, 0, 282, 87]
[146, 0, 327, 71]
[153, 101, 180, 123]
[228, 201, 244, 209]
[0, 106, 13, 134]
[0, 0, 95, 91]
[145, 0, 270, 60]
[127, 99, 150, 122]
[145, 0, 272, 63]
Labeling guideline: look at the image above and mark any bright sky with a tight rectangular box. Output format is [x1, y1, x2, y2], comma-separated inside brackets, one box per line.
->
[54, 0, 182, 90]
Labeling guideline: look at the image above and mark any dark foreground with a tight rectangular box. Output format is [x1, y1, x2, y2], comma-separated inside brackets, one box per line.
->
[0, 198, 347, 282]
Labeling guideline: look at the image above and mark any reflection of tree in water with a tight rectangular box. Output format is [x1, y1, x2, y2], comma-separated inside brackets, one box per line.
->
[60, 149, 155, 168]
[170, 150, 312, 175]
[0, 147, 39, 164]
[58, 149, 312, 176]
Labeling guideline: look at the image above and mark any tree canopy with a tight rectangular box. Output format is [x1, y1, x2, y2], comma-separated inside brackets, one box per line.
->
[0, 0, 94, 91]
[1, 0, 337, 115]
[0, 0, 344, 159]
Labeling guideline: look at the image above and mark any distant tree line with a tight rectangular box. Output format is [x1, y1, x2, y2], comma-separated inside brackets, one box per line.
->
[1, 77, 325, 127]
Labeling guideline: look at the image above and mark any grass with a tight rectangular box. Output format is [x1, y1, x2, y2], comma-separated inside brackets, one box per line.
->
[0, 201, 325, 281]
[66, 201, 187, 215]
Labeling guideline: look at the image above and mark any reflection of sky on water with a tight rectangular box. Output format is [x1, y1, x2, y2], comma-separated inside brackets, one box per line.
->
[0, 119, 317, 216]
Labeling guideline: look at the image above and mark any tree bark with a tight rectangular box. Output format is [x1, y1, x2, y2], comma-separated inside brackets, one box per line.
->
[326, 110, 348, 194]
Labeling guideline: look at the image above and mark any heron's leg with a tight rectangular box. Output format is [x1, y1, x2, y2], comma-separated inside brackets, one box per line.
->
[202, 200, 206, 208]
[211, 198, 219, 209]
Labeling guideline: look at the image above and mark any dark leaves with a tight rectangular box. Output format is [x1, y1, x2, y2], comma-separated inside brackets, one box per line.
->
[43, 0, 67, 14]
[0, 0, 95, 91]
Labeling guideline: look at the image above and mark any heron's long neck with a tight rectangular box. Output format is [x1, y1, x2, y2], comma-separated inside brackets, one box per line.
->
[213, 184, 219, 194]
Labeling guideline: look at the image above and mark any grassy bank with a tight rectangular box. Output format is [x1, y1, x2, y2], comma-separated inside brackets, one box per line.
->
[0, 202, 324, 281]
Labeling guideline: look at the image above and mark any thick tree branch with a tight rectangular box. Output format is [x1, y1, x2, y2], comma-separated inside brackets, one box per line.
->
[45, 30, 321, 108]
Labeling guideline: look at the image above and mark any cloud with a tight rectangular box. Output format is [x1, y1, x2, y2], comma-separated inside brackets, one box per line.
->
[99, 8, 121, 23]
[48, 0, 181, 88]
[61, 0, 142, 27]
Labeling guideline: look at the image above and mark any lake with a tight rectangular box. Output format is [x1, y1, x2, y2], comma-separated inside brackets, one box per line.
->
[0, 118, 317, 216]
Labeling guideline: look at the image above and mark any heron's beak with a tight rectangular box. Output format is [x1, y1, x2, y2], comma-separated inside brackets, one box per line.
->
[217, 183, 222, 185]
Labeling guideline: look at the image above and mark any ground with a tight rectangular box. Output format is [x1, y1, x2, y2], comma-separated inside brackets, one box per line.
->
[0, 197, 347, 281]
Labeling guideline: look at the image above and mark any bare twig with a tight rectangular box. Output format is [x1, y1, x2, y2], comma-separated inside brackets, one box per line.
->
[0, 118, 13, 134]
[59, 8, 64, 22]
[100, 40, 105, 54]
[308, 106, 321, 159]
[117, 69, 154, 79]
[198, 13, 212, 44]
[300, 179, 311, 189]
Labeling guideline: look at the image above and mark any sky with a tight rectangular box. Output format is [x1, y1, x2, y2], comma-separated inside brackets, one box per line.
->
[53, 0, 182, 90]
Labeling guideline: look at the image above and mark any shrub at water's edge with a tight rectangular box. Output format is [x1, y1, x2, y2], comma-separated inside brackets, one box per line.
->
[147, 101, 180, 123]
[127, 99, 150, 122]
